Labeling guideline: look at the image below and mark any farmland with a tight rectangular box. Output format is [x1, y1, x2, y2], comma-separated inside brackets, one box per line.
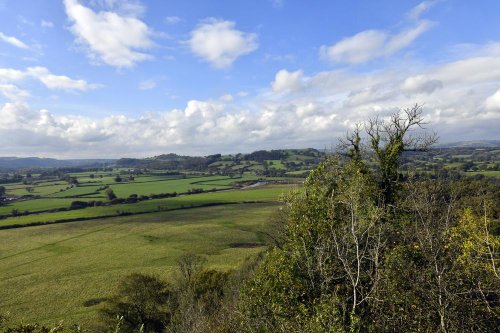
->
[0, 149, 314, 327]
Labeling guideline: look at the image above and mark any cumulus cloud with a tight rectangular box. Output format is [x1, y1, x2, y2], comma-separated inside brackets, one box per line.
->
[272, 69, 303, 93]
[64, 0, 153, 67]
[320, 20, 432, 64]
[188, 19, 258, 68]
[0, 32, 29, 49]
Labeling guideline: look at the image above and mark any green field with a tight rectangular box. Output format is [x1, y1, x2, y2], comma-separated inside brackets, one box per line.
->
[0, 185, 291, 228]
[108, 176, 234, 197]
[0, 167, 295, 328]
[466, 170, 500, 178]
[0, 201, 280, 327]
[0, 197, 97, 216]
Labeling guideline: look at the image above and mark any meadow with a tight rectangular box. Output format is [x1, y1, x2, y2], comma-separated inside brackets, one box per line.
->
[0, 202, 280, 327]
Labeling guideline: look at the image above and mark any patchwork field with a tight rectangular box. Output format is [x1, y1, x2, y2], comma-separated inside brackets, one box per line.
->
[0, 185, 291, 228]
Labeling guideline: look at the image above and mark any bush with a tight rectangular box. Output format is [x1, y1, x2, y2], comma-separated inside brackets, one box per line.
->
[101, 273, 173, 333]
[69, 201, 88, 210]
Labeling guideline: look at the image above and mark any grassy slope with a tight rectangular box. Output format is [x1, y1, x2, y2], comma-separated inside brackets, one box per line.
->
[0, 202, 279, 326]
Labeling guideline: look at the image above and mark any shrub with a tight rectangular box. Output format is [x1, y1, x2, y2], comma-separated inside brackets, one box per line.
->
[101, 273, 173, 333]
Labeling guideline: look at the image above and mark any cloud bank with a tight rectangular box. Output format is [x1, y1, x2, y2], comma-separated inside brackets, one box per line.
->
[1, 42, 499, 158]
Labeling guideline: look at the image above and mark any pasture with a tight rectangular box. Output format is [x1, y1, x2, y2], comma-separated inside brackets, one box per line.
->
[0, 202, 279, 327]
[0, 185, 292, 228]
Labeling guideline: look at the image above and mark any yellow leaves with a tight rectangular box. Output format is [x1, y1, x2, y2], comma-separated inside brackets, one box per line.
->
[450, 207, 500, 277]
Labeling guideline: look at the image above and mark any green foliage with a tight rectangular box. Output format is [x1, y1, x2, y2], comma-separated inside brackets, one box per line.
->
[100, 273, 172, 333]
[106, 188, 117, 200]
[241, 158, 381, 332]
[239, 108, 499, 332]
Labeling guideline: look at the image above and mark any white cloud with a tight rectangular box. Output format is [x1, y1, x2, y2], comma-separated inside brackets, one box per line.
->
[0, 32, 29, 49]
[64, 0, 153, 67]
[188, 19, 258, 68]
[408, 1, 437, 21]
[320, 20, 432, 64]
[0, 68, 27, 82]
[401, 75, 443, 94]
[485, 90, 500, 110]
[433, 56, 500, 84]
[220, 94, 233, 102]
[1, 42, 499, 158]
[138, 79, 156, 90]
[0, 66, 98, 101]
[165, 16, 181, 25]
[27, 67, 98, 91]
[0, 84, 30, 102]
[41, 20, 54, 28]
[272, 69, 303, 93]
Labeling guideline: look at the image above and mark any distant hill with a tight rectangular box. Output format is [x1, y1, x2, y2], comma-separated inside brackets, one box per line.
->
[0, 157, 115, 171]
[436, 140, 500, 148]
[115, 148, 324, 173]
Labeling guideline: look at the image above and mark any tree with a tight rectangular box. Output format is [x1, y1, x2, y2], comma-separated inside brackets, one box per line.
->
[101, 273, 173, 333]
[241, 158, 383, 332]
[342, 104, 437, 207]
[106, 188, 117, 200]
[240, 106, 498, 333]
[0, 186, 5, 197]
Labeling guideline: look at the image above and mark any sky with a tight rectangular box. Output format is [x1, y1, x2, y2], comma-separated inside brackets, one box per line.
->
[0, 0, 499, 158]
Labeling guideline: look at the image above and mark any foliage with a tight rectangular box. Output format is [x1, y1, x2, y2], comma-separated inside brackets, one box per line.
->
[239, 106, 499, 332]
[100, 273, 173, 333]
[106, 189, 117, 200]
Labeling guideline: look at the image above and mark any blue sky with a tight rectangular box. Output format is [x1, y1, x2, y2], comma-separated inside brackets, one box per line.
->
[0, 0, 499, 158]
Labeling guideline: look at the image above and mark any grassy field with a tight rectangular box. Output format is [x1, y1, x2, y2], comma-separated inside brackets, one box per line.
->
[0, 174, 283, 217]
[108, 176, 235, 197]
[466, 170, 500, 178]
[0, 167, 301, 327]
[0, 197, 97, 216]
[0, 202, 280, 327]
[0, 185, 292, 228]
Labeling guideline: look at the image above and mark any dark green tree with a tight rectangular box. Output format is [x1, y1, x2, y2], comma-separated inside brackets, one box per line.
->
[106, 188, 117, 200]
[101, 273, 173, 333]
